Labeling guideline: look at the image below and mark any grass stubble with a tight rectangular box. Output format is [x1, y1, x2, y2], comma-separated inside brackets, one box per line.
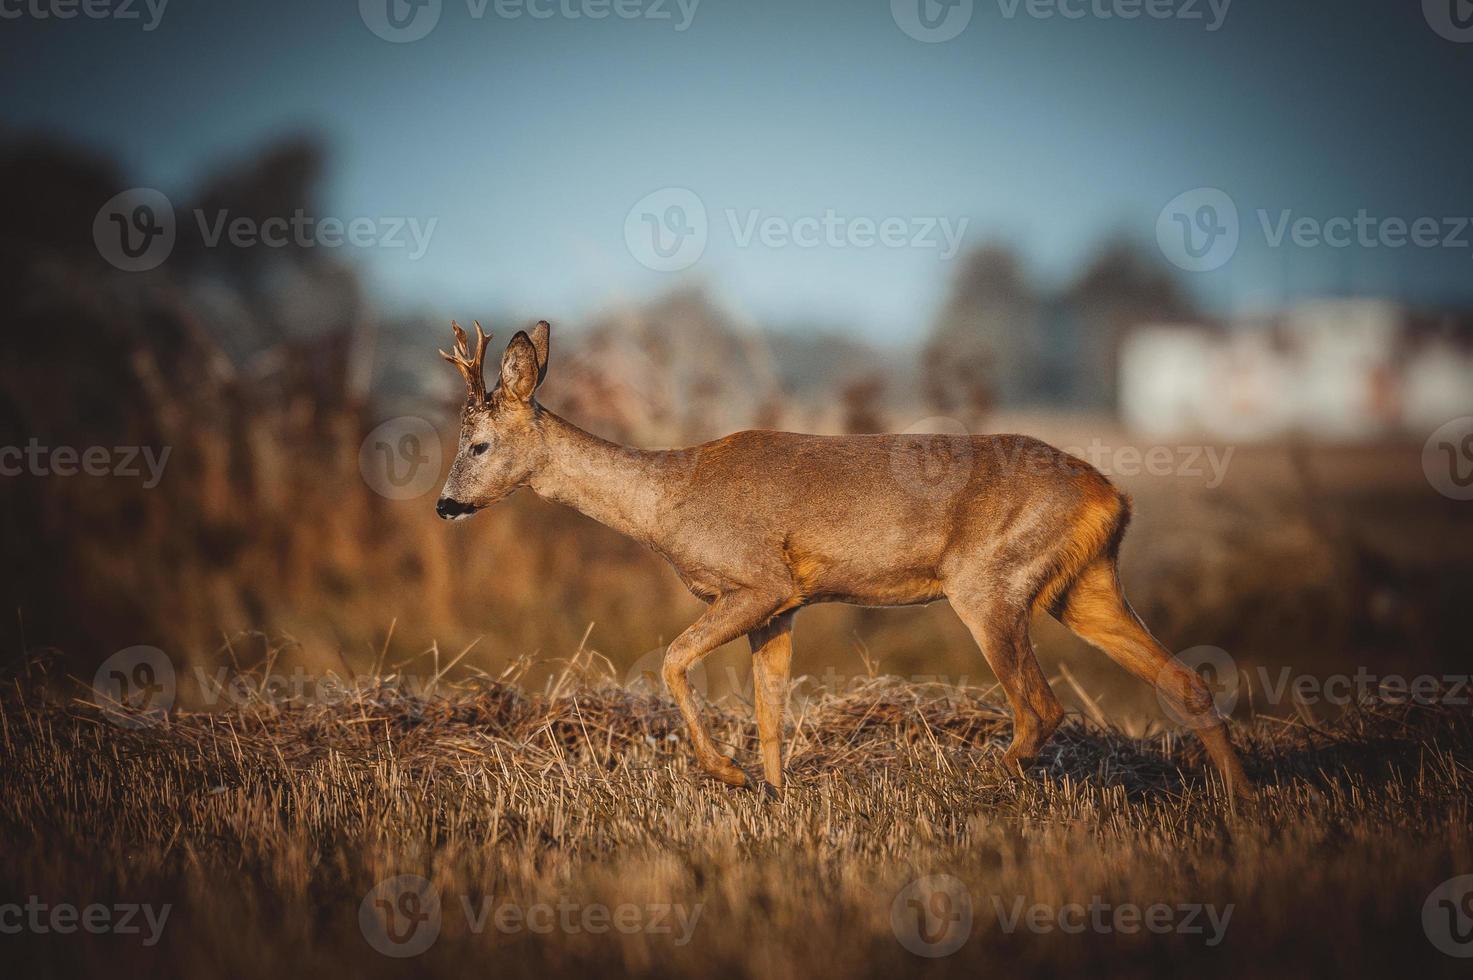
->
[1, 651, 1469, 980]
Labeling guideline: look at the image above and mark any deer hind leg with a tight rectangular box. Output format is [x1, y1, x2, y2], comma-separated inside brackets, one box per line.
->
[947, 589, 1066, 772]
[748, 611, 795, 798]
[662, 590, 783, 789]
[1058, 558, 1253, 799]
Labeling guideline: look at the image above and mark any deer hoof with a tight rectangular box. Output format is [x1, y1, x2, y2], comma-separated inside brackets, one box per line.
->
[998, 748, 1036, 778]
[761, 781, 782, 802]
[1228, 775, 1259, 806]
[702, 759, 748, 788]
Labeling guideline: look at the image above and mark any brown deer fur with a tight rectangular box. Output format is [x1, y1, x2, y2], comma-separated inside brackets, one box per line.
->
[436, 321, 1253, 800]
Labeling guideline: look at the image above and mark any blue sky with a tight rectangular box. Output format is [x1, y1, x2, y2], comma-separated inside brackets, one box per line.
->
[5, 0, 1471, 340]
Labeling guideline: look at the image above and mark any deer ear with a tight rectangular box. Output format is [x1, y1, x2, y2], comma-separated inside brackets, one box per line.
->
[499, 331, 541, 403]
[529, 320, 550, 384]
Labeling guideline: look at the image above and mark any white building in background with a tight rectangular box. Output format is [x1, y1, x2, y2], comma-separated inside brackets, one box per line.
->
[1284, 300, 1400, 440]
[1120, 325, 1215, 438]
[1119, 299, 1473, 441]
[1402, 340, 1473, 432]
[1119, 324, 1297, 440]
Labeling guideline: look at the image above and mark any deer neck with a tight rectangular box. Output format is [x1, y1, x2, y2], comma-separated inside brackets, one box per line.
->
[529, 411, 681, 545]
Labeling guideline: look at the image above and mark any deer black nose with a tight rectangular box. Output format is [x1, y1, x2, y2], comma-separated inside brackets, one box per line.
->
[436, 497, 476, 519]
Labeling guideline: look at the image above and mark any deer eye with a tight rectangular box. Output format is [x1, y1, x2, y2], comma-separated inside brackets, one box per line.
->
[471, 442, 490, 456]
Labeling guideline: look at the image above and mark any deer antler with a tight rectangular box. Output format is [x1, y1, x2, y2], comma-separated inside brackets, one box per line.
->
[439, 320, 492, 402]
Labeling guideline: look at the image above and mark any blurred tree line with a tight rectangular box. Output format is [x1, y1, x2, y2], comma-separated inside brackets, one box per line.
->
[0, 131, 1205, 680]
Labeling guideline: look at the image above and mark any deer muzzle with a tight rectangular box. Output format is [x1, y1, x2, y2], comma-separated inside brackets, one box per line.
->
[435, 497, 480, 521]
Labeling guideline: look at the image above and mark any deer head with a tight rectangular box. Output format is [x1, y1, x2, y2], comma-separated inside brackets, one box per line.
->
[435, 319, 551, 520]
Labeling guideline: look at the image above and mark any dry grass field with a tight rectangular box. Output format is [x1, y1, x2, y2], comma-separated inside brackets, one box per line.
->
[3, 652, 1470, 979]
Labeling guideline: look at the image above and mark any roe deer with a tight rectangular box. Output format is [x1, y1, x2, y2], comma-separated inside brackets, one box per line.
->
[436, 320, 1253, 800]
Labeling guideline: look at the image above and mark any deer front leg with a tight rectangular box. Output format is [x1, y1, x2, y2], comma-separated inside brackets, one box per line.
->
[748, 611, 795, 798]
[663, 590, 783, 788]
